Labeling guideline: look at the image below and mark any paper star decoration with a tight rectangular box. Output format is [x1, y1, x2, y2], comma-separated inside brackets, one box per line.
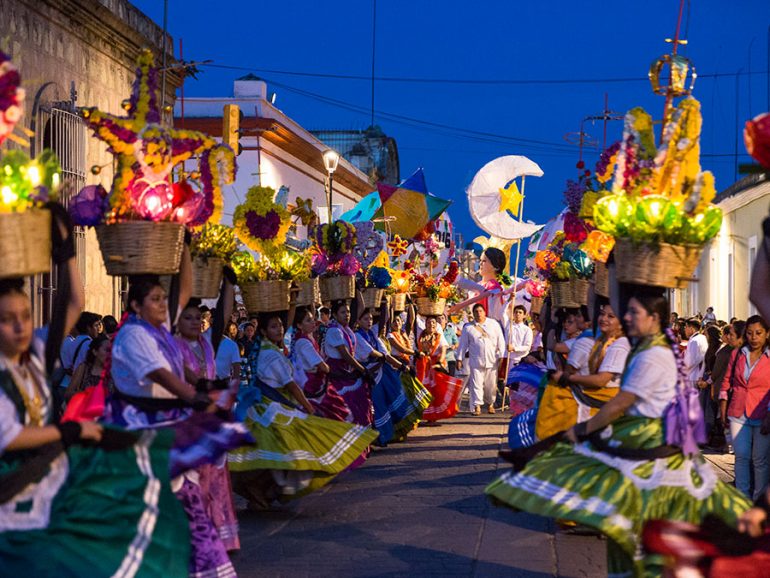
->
[387, 235, 409, 257]
[79, 49, 235, 224]
[499, 181, 524, 216]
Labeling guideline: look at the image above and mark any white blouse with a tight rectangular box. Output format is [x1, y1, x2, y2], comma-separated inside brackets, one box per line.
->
[622, 345, 678, 418]
[292, 338, 324, 389]
[599, 337, 631, 388]
[111, 324, 175, 399]
[257, 348, 294, 390]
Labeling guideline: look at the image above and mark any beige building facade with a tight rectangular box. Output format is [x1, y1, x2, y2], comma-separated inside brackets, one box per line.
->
[0, 0, 180, 323]
[671, 173, 769, 321]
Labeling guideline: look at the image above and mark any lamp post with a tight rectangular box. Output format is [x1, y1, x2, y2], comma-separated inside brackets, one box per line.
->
[323, 149, 340, 224]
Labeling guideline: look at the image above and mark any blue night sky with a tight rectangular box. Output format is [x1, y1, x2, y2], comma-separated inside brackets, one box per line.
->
[134, 0, 770, 247]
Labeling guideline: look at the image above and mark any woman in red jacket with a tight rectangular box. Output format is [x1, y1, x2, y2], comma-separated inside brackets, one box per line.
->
[720, 315, 770, 499]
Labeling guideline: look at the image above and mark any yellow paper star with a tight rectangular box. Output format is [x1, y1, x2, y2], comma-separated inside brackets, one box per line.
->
[499, 181, 524, 215]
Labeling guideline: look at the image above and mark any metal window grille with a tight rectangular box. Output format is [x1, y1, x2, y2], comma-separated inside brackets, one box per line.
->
[31, 85, 87, 326]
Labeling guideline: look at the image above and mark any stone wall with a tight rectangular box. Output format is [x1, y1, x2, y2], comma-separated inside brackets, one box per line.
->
[0, 0, 179, 318]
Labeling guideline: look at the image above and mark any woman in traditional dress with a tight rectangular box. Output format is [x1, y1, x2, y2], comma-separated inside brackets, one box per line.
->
[416, 315, 462, 421]
[454, 247, 511, 326]
[175, 299, 240, 553]
[0, 206, 189, 576]
[64, 333, 112, 400]
[388, 314, 416, 365]
[356, 308, 429, 445]
[228, 311, 377, 508]
[323, 300, 374, 429]
[290, 305, 350, 422]
[487, 286, 751, 576]
[538, 300, 629, 439]
[105, 272, 241, 578]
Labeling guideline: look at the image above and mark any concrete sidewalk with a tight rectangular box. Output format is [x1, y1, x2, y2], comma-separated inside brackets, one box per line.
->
[232, 413, 606, 577]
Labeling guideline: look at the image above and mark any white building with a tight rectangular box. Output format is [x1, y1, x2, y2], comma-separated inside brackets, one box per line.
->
[175, 75, 372, 233]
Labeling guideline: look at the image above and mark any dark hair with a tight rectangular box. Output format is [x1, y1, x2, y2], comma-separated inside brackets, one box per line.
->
[685, 318, 701, 331]
[592, 295, 610, 336]
[85, 334, 110, 365]
[225, 320, 239, 336]
[102, 315, 118, 335]
[513, 304, 527, 315]
[331, 300, 348, 316]
[0, 278, 26, 298]
[624, 285, 670, 331]
[745, 315, 770, 335]
[472, 303, 486, 315]
[75, 311, 102, 335]
[731, 320, 746, 341]
[293, 306, 315, 329]
[257, 311, 285, 335]
[126, 275, 163, 313]
[357, 307, 373, 322]
[483, 247, 506, 275]
[180, 298, 202, 313]
[704, 325, 722, 372]
[319, 306, 331, 316]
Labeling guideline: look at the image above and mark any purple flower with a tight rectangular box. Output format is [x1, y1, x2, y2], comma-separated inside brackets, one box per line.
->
[69, 184, 109, 226]
[563, 179, 586, 213]
[246, 209, 280, 240]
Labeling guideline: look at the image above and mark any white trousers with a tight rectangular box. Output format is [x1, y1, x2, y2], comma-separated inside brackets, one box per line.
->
[468, 366, 497, 408]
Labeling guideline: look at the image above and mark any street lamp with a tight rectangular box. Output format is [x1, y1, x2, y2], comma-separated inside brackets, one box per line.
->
[323, 149, 340, 224]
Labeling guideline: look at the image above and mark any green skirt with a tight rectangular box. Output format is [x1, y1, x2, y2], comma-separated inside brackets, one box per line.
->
[228, 399, 378, 497]
[0, 429, 189, 577]
[486, 416, 751, 572]
[393, 372, 433, 439]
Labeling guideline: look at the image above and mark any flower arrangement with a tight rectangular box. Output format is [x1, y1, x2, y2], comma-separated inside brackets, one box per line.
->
[387, 235, 409, 258]
[310, 221, 360, 278]
[593, 97, 722, 246]
[534, 232, 594, 282]
[524, 279, 548, 299]
[73, 50, 235, 226]
[366, 266, 392, 289]
[0, 149, 61, 212]
[230, 248, 309, 284]
[0, 52, 25, 146]
[233, 185, 291, 254]
[411, 260, 459, 302]
[190, 223, 237, 261]
[744, 112, 770, 170]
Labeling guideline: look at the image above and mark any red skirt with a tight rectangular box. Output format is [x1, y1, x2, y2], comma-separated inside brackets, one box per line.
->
[416, 358, 463, 422]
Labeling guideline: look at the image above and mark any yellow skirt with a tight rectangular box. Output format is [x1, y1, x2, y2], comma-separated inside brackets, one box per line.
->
[534, 380, 617, 440]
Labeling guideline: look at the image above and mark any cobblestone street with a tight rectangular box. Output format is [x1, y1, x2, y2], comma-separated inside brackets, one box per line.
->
[233, 413, 607, 577]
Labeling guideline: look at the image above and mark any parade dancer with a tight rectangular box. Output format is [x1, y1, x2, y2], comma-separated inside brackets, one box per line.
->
[228, 311, 377, 507]
[0, 206, 190, 577]
[290, 306, 351, 422]
[487, 287, 751, 576]
[175, 298, 240, 552]
[417, 315, 464, 421]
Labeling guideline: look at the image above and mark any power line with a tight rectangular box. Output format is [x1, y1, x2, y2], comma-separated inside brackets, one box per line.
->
[203, 62, 770, 86]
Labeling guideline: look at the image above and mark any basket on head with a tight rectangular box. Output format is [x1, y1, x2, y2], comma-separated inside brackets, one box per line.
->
[415, 297, 446, 317]
[191, 256, 224, 299]
[551, 280, 581, 309]
[96, 222, 185, 276]
[295, 278, 321, 307]
[614, 239, 701, 289]
[0, 210, 52, 279]
[362, 288, 385, 310]
[240, 280, 291, 313]
[319, 275, 355, 303]
[593, 262, 610, 298]
[392, 293, 407, 312]
[530, 296, 544, 315]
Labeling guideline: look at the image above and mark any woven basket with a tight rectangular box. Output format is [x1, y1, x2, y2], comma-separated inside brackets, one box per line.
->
[392, 293, 407, 312]
[530, 296, 544, 315]
[415, 297, 446, 317]
[593, 262, 610, 297]
[614, 239, 701, 289]
[240, 280, 292, 313]
[295, 278, 321, 307]
[571, 277, 590, 305]
[191, 256, 223, 299]
[362, 288, 385, 310]
[320, 275, 355, 302]
[0, 210, 52, 279]
[96, 222, 184, 276]
[551, 278, 589, 309]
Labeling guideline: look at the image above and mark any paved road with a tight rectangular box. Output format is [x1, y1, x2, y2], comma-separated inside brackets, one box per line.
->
[232, 413, 606, 577]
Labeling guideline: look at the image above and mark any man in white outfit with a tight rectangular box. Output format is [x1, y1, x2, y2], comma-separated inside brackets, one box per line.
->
[505, 304, 533, 367]
[457, 303, 506, 415]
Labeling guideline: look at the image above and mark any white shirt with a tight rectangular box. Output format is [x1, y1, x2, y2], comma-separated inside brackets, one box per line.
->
[566, 336, 596, 376]
[257, 348, 294, 389]
[457, 318, 505, 369]
[215, 336, 241, 379]
[292, 338, 324, 389]
[504, 321, 533, 366]
[684, 333, 708, 385]
[597, 337, 631, 388]
[622, 345, 678, 418]
[112, 324, 175, 399]
[324, 325, 363, 360]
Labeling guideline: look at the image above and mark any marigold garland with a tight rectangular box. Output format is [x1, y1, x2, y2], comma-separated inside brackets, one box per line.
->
[233, 186, 291, 254]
